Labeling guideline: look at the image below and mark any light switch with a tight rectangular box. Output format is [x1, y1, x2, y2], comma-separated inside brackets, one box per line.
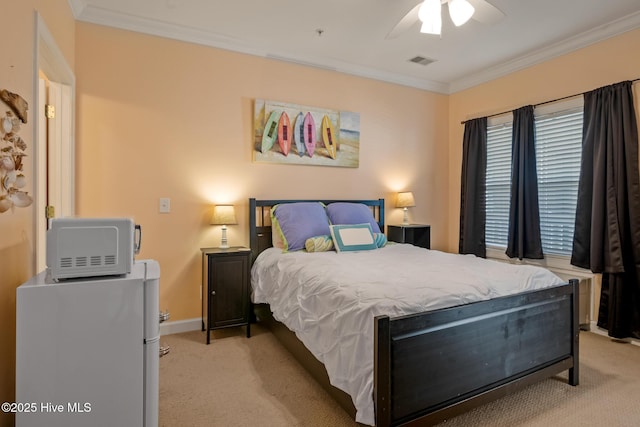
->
[159, 198, 171, 213]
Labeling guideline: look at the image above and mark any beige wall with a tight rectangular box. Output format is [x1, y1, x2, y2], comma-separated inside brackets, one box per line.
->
[0, 1, 74, 425]
[447, 28, 640, 252]
[75, 23, 449, 322]
[75, 23, 640, 326]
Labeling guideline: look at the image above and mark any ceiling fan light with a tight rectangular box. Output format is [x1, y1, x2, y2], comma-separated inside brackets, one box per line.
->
[420, 18, 442, 35]
[418, 0, 441, 22]
[449, 0, 475, 26]
[418, 0, 442, 35]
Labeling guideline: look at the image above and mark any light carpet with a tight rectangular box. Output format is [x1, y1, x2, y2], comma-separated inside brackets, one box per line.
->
[159, 326, 639, 426]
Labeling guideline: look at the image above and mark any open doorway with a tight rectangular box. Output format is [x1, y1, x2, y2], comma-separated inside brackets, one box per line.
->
[34, 13, 75, 272]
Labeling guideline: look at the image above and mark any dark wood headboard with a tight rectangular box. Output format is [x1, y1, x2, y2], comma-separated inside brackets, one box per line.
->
[249, 198, 385, 264]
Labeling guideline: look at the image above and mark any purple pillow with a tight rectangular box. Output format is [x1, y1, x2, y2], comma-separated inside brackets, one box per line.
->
[326, 202, 382, 233]
[271, 202, 331, 252]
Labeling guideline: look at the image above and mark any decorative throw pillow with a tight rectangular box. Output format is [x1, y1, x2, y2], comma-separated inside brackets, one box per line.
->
[373, 233, 387, 248]
[271, 202, 330, 252]
[330, 223, 378, 253]
[305, 235, 335, 252]
[326, 202, 382, 233]
[272, 224, 284, 249]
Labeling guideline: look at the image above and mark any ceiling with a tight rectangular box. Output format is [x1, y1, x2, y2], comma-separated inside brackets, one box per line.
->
[68, 0, 640, 94]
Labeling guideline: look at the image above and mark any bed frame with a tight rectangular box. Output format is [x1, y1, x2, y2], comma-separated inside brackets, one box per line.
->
[249, 198, 579, 427]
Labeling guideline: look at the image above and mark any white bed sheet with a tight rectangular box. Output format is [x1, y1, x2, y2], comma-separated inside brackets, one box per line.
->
[251, 244, 564, 426]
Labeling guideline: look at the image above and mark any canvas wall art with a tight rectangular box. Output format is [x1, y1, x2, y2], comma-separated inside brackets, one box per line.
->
[253, 99, 360, 168]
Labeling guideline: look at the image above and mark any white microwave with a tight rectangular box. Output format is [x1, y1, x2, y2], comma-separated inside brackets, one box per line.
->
[46, 218, 141, 280]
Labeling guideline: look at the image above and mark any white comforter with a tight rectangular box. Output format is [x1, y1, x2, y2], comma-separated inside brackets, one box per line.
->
[251, 244, 564, 426]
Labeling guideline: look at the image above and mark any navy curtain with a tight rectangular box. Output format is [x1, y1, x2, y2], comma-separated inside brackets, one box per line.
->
[459, 117, 487, 257]
[506, 105, 543, 259]
[571, 81, 640, 339]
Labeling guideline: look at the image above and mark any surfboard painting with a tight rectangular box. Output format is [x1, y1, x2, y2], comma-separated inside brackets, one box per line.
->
[303, 112, 316, 157]
[253, 99, 359, 168]
[261, 110, 281, 153]
[293, 112, 306, 157]
[321, 115, 336, 160]
[277, 112, 292, 156]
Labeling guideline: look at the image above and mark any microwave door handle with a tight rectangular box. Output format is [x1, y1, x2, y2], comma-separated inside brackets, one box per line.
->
[134, 224, 142, 254]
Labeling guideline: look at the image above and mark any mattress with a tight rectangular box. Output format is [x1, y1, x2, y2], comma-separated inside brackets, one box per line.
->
[251, 243, 564, 425]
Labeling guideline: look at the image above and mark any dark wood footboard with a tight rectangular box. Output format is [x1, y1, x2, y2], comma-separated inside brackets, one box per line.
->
[374, 279, 579, 427]
[249, 198, 579, 427]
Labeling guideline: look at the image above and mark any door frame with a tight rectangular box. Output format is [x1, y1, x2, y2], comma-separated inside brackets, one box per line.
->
[34, 12, 76, 272]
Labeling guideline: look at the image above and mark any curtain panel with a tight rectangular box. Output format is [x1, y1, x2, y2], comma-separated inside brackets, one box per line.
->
[506, 105, 543, 260]
[571, 81, 640, 339]
[459, 117, 487, 257]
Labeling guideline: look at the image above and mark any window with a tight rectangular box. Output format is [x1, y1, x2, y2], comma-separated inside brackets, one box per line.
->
[535, 107, 583, 254]
[485, 118, 512, 247]
[485, 98, 584, 256]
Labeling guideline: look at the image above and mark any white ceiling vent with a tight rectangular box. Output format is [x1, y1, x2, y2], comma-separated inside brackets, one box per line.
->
[408, 56, 436, 66]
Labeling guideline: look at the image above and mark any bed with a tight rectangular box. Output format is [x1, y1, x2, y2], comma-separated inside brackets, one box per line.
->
[249, 198, 579, 427]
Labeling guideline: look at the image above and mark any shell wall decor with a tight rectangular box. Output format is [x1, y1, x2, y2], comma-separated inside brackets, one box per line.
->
[1, 89, 32, 213]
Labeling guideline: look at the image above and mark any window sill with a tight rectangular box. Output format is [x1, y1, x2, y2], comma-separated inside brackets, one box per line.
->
[485, 246, 593, 277]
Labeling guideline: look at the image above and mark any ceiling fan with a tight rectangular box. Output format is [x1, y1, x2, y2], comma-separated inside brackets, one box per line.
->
[386, 0, 505, 39]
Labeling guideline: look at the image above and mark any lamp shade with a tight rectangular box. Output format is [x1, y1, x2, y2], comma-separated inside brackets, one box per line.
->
[396, 192, 416, 208]
[211, 205, 237, 225]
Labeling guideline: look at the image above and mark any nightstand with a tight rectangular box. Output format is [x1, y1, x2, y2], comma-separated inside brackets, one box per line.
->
[201, 247, 251, 344]
[387, 224, 431, 249]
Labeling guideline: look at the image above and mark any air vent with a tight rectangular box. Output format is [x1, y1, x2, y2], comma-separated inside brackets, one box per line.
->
[105, 255, 116, 265]
[60, 257, 72, 268]
[75, 257, 87, 267]
[408, 56, 436, 66]
[91, 256, 102, 266]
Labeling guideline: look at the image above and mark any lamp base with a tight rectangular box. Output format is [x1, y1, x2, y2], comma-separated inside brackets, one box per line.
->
[219, 225, 230, 249]
[402, 208, 410, 225]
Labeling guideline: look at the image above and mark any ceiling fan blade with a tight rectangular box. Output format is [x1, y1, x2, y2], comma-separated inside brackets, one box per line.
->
[386, 2, 422, 39]
[467, 0, 505, 25]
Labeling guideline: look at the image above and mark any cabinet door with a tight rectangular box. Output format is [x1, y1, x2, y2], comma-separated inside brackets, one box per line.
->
[209, 255, 248, 328]
[387, 226, 404, 244]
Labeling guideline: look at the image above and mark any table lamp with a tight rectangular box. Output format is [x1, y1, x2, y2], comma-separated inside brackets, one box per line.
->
[211, 205, 237, 249]
[396, 192, 415, 225]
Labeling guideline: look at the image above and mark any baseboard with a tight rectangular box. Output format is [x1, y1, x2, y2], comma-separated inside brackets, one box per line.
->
[160, 318, 201, 336]
[588, 321, 640, 347]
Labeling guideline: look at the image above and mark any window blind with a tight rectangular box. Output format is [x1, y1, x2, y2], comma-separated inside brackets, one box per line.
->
[485, 104, 583, 255]
[486, 122, 512, 247]
[535, 108, 583, 254]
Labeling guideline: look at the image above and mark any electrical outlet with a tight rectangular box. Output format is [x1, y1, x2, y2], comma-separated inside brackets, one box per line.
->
[159, 198, 171, 213]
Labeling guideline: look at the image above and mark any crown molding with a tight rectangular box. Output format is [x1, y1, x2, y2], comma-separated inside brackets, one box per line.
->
[449, 10, 640, 93]
[73, 4, 640, 95]
[264, 54, 450, 94]
[76, 5, 264, 56]
[75, 4, 452, 94]
[67, 0, 87, 19]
